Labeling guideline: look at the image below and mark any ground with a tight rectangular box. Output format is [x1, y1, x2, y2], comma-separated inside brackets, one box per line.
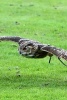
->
[0, 0, 67, 100]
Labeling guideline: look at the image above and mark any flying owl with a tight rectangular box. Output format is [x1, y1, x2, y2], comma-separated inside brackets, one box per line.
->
[0, 36, 67, 66]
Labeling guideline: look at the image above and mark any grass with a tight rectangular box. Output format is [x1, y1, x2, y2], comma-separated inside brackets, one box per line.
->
[0, 0, 67, 100]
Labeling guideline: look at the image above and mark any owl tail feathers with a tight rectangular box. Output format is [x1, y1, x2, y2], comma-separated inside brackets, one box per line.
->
[0, 36, 23, 43]
[41, 45, 67, 66]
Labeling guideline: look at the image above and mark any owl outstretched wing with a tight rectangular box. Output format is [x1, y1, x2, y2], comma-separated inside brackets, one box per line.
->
[41, 45, 67, 61]
[0, 36, 22, 43]
[41, 45, 67, 66]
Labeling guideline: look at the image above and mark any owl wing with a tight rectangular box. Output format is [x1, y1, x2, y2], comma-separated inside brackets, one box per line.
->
[41, 45, 67, 61]
[0, 36, 23, 43]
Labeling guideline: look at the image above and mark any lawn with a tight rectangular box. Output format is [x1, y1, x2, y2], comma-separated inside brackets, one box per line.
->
[0, 0, 67, 100]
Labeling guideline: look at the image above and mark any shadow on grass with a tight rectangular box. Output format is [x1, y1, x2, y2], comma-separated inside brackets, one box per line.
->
[0, 74, 67, 89]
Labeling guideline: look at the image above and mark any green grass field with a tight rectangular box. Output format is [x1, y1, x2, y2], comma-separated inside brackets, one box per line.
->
[0, 0, 67, 100]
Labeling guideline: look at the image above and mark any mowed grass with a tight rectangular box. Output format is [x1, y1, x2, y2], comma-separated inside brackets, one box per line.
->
[0, 0, 67, 100]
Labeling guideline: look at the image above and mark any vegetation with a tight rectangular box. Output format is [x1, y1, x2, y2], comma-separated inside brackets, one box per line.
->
[0, 0, 67, 99]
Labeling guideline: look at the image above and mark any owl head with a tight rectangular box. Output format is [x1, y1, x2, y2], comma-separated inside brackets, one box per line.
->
[19, 41, 38, 57]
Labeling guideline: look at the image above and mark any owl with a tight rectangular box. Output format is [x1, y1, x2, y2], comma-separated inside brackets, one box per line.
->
[0, 36, 67, 66]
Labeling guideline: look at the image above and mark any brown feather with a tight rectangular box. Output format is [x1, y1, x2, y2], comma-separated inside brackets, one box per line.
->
[0, 36, 22, 43]
[41, 46, 67, 61]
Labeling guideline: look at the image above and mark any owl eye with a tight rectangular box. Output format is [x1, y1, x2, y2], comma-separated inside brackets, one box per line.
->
[23, 47, 27, 50]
